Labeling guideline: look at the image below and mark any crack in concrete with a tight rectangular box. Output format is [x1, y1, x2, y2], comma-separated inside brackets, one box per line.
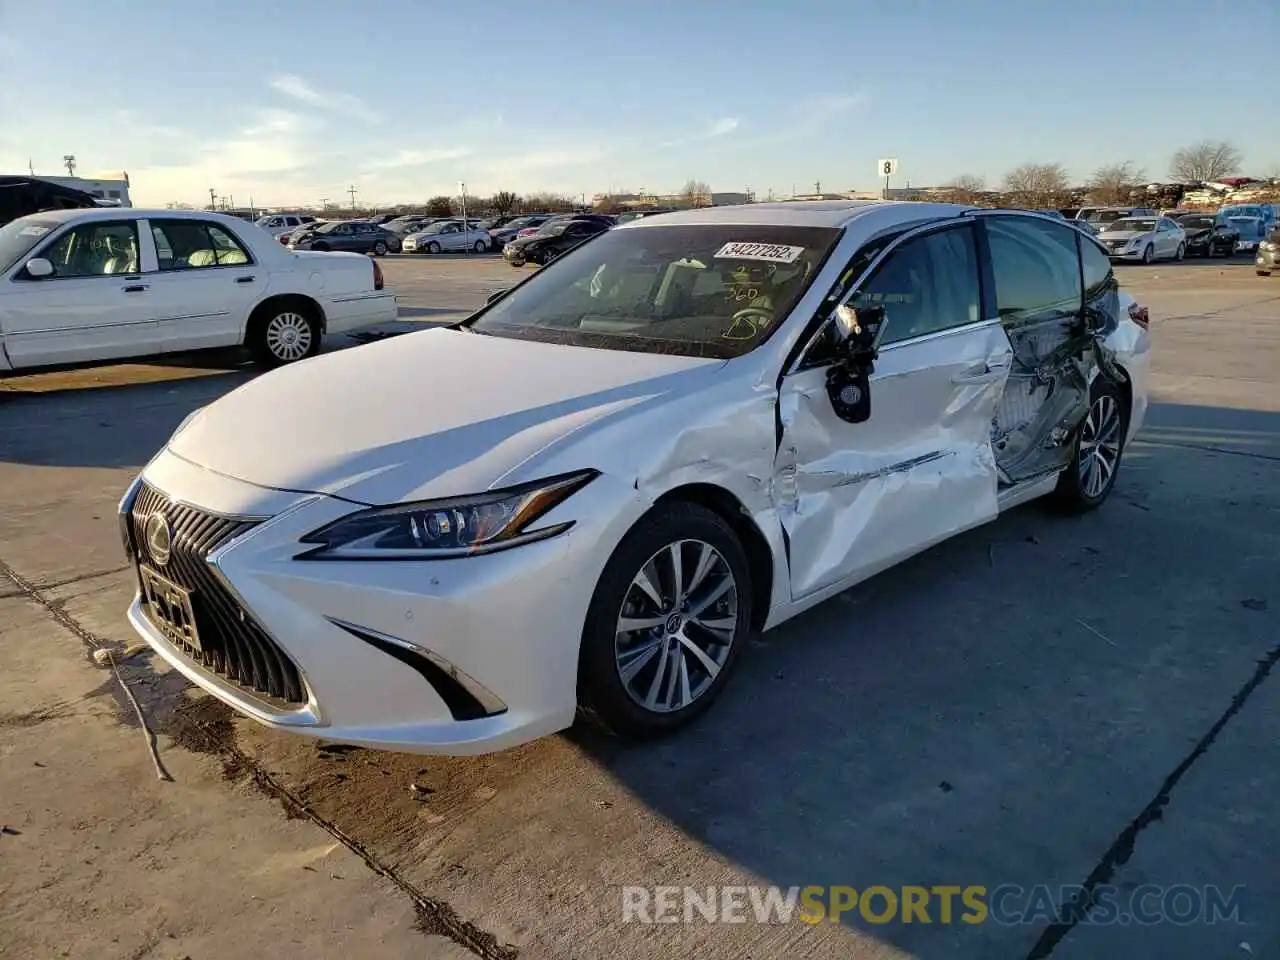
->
[1025, 632, 1280, 958]
[0, 554, 520, 960]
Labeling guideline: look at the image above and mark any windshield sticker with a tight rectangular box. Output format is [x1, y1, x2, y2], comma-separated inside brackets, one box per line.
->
[714, 242, 805, 264]
[18, 226, 50, 237]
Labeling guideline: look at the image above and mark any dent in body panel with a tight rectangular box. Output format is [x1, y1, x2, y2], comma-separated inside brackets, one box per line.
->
[775, 324, 1008, 600]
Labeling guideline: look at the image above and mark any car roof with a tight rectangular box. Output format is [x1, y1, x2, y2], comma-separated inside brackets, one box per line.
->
[17, 207, 262, 226]
[618, 199, 973, 230]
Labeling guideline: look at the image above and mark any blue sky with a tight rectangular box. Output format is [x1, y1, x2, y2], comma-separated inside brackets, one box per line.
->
[0, 0, 1275, 207]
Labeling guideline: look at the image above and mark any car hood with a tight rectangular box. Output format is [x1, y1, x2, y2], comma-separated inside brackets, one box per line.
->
[1097, 230, 1150, 242]
[167, 327, 723, 505]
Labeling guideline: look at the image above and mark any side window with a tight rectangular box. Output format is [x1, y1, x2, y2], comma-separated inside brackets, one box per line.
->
[986, 216, 1082, 322]
[38, 221, 140, 278]
[851, 225, 981, 346]
[151, 220, 252, 270]
[1080, 236, 1116, 302]
[205, 224, 251, 265]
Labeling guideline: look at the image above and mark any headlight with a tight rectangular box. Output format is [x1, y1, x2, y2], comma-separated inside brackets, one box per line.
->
[297, 470, 598, 560]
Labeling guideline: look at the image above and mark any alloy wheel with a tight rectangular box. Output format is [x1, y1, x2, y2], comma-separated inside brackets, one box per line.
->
[614, 539, 739, 714]
[1078, 394, 1122, 499]
[265, 312, 313, 362]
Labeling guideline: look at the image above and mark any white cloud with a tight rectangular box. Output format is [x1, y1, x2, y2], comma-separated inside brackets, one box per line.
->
[269, 74, 380, 123]
[707, 117, 739, 137]
[365, 148, 474, 171]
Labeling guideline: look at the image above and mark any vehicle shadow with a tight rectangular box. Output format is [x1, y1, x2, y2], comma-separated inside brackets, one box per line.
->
[558, 400, 1279, 956]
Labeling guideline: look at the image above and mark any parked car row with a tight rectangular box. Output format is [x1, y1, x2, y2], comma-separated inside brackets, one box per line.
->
[1059, 203, 1271, 261]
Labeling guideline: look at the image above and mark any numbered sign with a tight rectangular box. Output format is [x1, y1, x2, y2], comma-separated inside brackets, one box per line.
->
[878, 158, 899, 177]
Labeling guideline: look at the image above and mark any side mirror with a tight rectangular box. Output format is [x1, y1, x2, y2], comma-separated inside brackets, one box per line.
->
[486, 289, 507, 304]
[825, 303, 884, 424]
[25, 258, 54, 279]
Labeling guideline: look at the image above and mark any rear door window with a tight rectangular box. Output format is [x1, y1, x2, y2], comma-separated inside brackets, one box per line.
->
[985, 216, 1082, 323]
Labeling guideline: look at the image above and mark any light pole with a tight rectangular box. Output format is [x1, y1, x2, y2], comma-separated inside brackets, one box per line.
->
[63, 154, 76, 176]
[459, 181, 468, 256]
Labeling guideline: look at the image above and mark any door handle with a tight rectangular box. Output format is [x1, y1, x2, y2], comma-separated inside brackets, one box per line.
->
[123, 284, 149, 293]
[236, 275, 256, 283]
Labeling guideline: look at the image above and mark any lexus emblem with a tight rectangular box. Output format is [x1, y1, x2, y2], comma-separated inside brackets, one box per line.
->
[144, 512, 172, 567]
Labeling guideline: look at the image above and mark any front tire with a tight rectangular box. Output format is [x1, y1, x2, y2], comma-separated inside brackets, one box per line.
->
[373, 240, 388, 256]
[1175, 242, 1185, 261]
[1051, 379, 1127, 512]
[473, 239, 487, 253]
[1141, 244, 1154, 264]
[426, 241, 441, 254]
[578, 502, 753, 739]
[247, 303, 321, 368]
[1259, 270, 1272, 277]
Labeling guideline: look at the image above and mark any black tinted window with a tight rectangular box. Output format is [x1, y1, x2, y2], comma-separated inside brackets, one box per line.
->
[1079, 236, 1115, 301]
[852, 225, 981, 345]
[986, 216, 1082, 322]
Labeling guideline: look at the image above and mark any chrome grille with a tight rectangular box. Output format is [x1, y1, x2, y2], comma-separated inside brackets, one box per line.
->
[127, 483, 306, 704]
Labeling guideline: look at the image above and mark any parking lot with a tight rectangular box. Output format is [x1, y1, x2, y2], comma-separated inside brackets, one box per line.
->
[2, 254, 1278, 959]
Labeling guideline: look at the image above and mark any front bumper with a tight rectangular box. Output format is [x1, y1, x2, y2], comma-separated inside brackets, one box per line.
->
[1105, 246, 1147, 261]
[503, 244, 527, 265]
[119, 449, 634, 755]
[1257, 247, 1280, 270]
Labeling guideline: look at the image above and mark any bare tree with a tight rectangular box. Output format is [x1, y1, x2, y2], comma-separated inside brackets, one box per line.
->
[941, 174, 986, 205]
[425, 195, 455, 218]
[522, 192, 577, 213]
[1169, 140, 1242, 183]
[1002, 162, 1071, 209]
[593, 194, 625, 215]
[490, 191, 520, 216]
[679, 179, 712, 207]
[1087, 161, 1147, 205]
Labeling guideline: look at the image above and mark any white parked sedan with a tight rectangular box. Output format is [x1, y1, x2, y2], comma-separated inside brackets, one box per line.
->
[119, 202, 1150, 756]
[0, 208, 396, 370]
[401, 219, 492, 254]
[1095, 215, 1187, 263]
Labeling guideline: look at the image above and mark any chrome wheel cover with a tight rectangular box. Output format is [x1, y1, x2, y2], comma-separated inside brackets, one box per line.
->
[265, 312, 313, 361]
[614, 539, 739, 714]
[1078, 394, 1122, 498]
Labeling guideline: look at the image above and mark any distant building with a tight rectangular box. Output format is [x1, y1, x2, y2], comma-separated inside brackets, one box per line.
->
[592, 189, 752, 210]
[38, 172, 132, 207]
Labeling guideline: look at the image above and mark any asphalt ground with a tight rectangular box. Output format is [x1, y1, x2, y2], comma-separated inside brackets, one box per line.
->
[1, 253, 1276, 959]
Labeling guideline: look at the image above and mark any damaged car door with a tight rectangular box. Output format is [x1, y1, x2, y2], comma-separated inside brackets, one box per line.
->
[981, 214, 1101, 486]
[775, 222, 1011, 599]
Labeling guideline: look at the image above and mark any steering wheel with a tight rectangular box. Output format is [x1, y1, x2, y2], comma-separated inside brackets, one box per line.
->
[723, 306, 774, 340]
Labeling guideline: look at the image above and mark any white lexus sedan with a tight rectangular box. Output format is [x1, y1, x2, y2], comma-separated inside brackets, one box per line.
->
[0, 208, 395, 371]
[120, 202, 1151, 755]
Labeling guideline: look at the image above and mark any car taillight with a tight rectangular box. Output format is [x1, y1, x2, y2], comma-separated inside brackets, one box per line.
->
[1128, 303, 1149, 329]
[372, 259, 384, 291]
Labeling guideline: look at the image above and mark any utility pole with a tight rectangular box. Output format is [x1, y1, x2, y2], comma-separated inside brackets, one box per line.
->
[208, 187, 217, 209]
[814, 181, 821, 195]
[459, 181, 468, 256]
[347, 184, 358, 211]
[319, 198, 329, 211]
[63, 154, 76, 176]
[28, 158, 34, 176]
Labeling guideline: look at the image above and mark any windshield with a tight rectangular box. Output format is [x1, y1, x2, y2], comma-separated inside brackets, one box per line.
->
[537, 220, 571, 237]
[419, 222, 448, 235]
[1176, 216, 1215, 229]
[469, 224, 841, 359]
[1106, 219, 1156, 232]
[314, 222, 341, 234]
[1087, 210, 1133, 223]
[0, 217, 59, 273]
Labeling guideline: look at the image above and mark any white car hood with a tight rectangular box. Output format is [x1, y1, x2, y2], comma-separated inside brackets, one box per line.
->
[1097, 230, 1150, 243]
[168, 327, 722, 505]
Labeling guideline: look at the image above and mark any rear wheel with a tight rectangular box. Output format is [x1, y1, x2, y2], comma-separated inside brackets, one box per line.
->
[1259, 270, 1273, 277]
[247, 302, 321, 368]
[1051, 379, 1127, 512]
[1175, 242, 1185, 261]
[578, 502, 752, 739]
